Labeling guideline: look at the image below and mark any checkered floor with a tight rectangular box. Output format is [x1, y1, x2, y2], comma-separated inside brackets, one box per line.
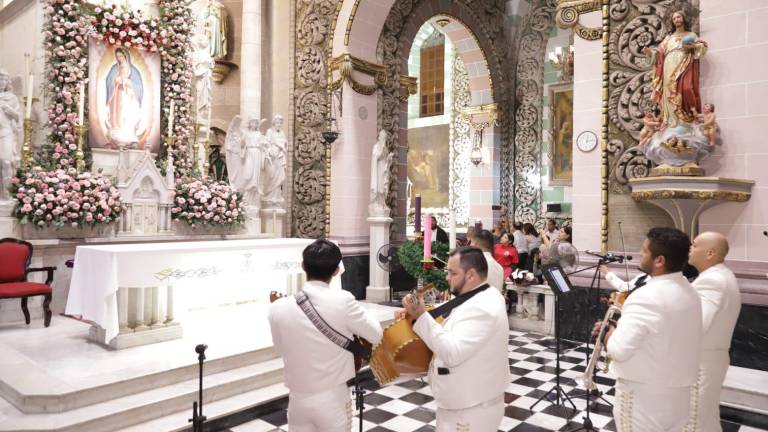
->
[231, 330, 766, 432]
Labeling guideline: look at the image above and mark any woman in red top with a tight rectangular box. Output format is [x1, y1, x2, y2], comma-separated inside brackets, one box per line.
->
[494, 233, 519, 280]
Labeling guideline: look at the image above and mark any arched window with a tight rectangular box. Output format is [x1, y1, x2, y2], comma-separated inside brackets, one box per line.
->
[419, 31, 445, 117]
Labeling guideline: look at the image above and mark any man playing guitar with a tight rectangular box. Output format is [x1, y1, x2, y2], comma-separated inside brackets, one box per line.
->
[268, 240, 383, 432]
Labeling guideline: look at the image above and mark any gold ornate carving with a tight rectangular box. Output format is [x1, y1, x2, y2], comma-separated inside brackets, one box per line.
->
[344, 0, 362, 46]
[649, 165, 705, 177]
[398, 74, 418, 102]
[600, 0, 609, 252]
[329, 53, 388, 96]
[461, 103, 499, 129]
[556, 0, 602, 41]
[631, 190, 751, 203]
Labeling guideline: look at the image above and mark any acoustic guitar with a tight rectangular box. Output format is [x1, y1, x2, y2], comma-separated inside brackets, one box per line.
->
[269, 291, 371, 372]
[369, 284, 441, 385]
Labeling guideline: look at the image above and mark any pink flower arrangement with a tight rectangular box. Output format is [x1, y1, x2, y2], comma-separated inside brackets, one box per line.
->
[11, 168, 123, 228]
[91, 6, 164, 52]
[171, 178, 245, 228]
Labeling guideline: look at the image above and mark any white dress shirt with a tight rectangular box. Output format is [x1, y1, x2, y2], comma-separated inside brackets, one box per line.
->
[483, 251, 506, 293]
[268, 280, 383, 395]
[512, 230, 529, 253]
[693, 263, 741, 351]
[607, 272, 702, 388]
[413, 284, 511, 410]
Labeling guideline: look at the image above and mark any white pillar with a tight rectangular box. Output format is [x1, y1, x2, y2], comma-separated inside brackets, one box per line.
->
[241, 0, 262, 119]
[366, 215, 393, 302]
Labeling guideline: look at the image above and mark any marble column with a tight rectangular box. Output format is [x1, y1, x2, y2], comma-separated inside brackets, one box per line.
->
[367, 215, 393, 302]
[240, 0, 262, 119]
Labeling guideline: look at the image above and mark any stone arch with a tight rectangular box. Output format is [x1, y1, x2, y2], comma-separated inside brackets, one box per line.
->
[375, 0, 512, 240]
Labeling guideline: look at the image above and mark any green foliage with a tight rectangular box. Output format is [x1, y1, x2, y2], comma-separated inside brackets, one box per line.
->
[397, 240, 450, 292]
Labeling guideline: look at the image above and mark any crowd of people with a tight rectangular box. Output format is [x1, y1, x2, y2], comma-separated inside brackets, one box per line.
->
[269, 222, 741, 431]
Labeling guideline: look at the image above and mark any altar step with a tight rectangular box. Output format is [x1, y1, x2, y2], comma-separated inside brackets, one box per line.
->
[0, 355, 285, 432]
[722, 365, 768, 417]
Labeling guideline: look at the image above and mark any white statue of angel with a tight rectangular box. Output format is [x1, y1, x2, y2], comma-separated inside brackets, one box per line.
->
[225, 115, 267, 208]
[0, 70, 21, 201]
[262, 114, 287, 207]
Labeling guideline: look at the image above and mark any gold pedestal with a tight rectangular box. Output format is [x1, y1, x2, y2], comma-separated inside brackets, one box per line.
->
[75, 124, 88, 173]
[21, 118, 34, 170]
[212, 60, 238, 84]
[650, 163, 705, 177]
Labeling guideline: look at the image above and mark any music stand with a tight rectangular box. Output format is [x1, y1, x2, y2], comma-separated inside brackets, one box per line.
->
[530, 263, 577, 415]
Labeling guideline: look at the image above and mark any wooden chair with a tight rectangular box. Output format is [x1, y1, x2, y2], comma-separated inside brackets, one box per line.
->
[0, 238, 56, 327]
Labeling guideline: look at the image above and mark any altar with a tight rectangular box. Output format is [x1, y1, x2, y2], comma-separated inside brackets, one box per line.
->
[65, 238, 335, 349]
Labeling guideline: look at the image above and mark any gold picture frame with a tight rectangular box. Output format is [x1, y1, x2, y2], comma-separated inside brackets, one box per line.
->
[548, 83, 574, 186]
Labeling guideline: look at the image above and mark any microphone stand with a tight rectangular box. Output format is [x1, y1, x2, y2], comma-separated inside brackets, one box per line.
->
[189, 344, 208, 432]
[352, 372, 366, 432]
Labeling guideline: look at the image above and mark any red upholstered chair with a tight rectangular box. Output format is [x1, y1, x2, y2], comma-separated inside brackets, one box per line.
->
[0, 238, 55, 327]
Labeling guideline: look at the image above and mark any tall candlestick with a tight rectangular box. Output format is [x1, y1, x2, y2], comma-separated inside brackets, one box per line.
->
[25, 74, 34, 119]
[449, 210, 457, 250]
[168, 100, 175, 133]
[414, 194, 422, 233]
[423, 212, 432, 259]
[78, 82, 85, 126]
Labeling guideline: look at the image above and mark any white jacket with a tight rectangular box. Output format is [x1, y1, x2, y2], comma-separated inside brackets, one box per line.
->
[413, 284, 511, 410]
[692, 263, 741, 351]
[607, 272, 702, 388]
[268, 280, 383, 395]
[605, 271, 650, 292]
[483, 251, 506, 293]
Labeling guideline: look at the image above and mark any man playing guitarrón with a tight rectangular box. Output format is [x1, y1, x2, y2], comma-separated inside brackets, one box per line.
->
[402, 247, 510, 431]
[268, 240, 383, 432]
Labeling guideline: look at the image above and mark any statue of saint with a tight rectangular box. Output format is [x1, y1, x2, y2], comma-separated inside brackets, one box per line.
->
[225, 116, 267, 208]
[204, 0, 229, 61]
[0, 70, 21, 201]
[644, 10, 708, 128]
[262, 115, 287, 207]
[369, 130, 393, 215]
[193, 34, 214, 124]
[640, 10, 717, 172]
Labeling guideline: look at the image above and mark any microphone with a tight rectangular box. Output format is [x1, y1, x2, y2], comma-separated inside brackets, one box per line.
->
[585, 250, 632, 263]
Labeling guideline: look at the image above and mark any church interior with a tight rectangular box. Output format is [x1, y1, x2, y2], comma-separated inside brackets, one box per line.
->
[0, 0, 766, 431]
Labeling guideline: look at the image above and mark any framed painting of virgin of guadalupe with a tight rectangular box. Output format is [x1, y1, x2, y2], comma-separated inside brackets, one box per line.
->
[88, 39, 161, 153]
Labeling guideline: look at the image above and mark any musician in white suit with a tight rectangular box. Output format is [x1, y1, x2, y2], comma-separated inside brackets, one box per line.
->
[402, 247, 511, 431]
[689, 232, 742, 432]
[268, 240, 383, 432]
[599, 227, 703, 431]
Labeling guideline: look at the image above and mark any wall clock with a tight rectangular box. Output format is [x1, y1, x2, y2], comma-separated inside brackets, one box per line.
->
[576, 130, 598, 152]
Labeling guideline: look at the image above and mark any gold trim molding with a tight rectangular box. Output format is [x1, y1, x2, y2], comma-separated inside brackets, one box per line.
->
[329, 53, 388, 96]
[461, 103, 499, 129]
[631, 190, 752, 203]
[556, 0, 603, 41]
[398, 74, 418, 102]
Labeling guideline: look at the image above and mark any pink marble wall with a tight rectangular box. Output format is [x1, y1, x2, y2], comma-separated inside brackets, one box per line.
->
[697, 1, 768, 262]
[570, 11, 603, 253]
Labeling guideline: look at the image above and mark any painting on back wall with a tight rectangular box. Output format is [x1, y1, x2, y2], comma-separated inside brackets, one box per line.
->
[88, 38, 161, 153]
[407, 124, 450, 208]
[549, 84, 573, 185]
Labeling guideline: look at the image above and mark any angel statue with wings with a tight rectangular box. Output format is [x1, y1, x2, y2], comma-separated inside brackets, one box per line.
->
[225, 116, 267, 208]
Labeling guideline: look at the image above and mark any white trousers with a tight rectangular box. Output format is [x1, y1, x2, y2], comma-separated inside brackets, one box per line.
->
[436, 395, 505, 432]
[287, 384, 352, 432]
[698, 350, 729, 432]
[613, 379, 696, 432]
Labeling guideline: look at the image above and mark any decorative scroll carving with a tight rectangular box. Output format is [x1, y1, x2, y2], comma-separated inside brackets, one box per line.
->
[512, 0, 557, 225]
[631, 190, 751, 203]
[556, 0, 602, 41]
[377, 0, 512, 240]
[292, 0, 341, 238]
[450, 51, 471, 225]
[328, 53, 388, 96]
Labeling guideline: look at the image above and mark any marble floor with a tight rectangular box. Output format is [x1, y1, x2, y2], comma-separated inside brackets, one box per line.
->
[228, 330, 768, 432]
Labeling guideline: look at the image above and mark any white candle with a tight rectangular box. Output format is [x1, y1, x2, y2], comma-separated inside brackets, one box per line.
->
[78, 82, 85, 126]
[449, 210, 457, 250]
[168, 100, 175, 134]
[25, 74, 34, 119]
[24, 53, 30, 95]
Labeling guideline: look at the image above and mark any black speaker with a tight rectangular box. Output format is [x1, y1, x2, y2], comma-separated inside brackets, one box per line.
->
[546, 203, 562, 213]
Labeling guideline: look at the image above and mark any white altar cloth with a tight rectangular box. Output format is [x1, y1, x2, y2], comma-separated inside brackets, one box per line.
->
[65, 238, 343, 343]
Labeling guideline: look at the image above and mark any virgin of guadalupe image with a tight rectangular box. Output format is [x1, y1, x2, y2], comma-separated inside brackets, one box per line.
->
[105, 48, 145, 147]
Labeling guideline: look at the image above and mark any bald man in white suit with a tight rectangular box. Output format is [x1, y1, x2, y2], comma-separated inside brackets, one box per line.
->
[689, 232, 742, 432]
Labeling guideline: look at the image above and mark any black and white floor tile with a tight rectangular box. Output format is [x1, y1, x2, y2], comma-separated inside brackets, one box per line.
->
[230, 330, 767, 432]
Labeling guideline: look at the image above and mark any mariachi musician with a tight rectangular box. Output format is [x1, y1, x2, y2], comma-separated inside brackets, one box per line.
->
[401, 247, 510, 431]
